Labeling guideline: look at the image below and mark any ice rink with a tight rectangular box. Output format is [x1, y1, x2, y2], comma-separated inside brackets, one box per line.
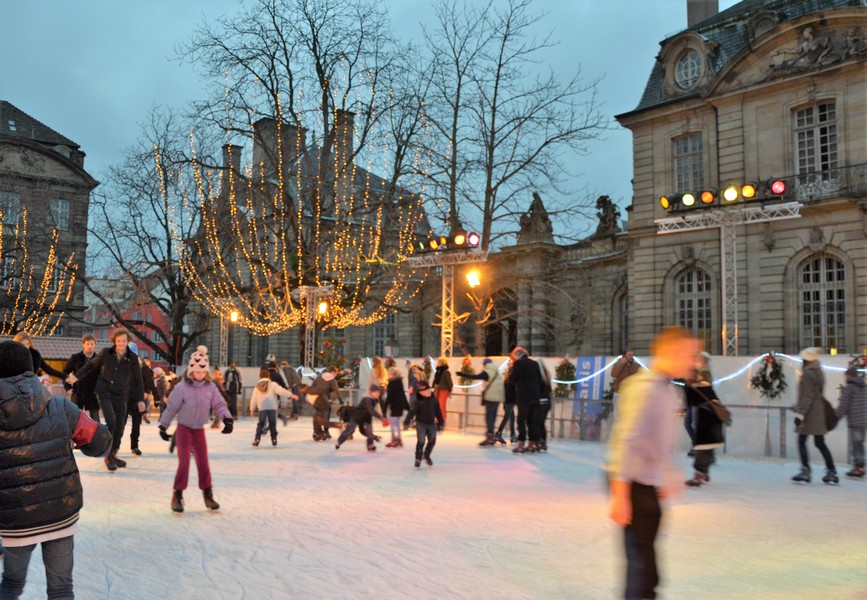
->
[8, 417, 867, 599]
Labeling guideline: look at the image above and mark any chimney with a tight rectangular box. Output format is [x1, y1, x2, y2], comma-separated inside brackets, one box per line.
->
[687, 0, 718, 28]
[332, 109, 355, 164]
[252, 118, 307, 171]
[222, 144, 243, 175]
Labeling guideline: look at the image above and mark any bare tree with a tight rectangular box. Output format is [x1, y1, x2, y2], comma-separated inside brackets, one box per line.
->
[84, 107, 212, 366]
[175, 0, 430, 334]
[421, 0, 607, 248]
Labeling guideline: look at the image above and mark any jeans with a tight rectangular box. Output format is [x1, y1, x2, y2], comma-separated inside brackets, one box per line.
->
[693, 449, 715, 474]
[1, 535, 74, 599]
[173, 425, 212, 491]
[683, 404, 696, 446]
[798, 434, 835, 470]
[849, 427, 865, 467]
[482, 401, 499, 435]
[255, 409, 278, 441]
[389, 416, 402, 439]
[497, 403, 515, 438]
[337, 420, 374, 446]
[623, 483, 661, 600]
[98, 393, 128, 453]
[415, 422, 437, 459]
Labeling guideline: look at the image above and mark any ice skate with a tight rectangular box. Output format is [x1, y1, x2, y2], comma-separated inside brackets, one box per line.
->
[131, 447, 142, 456]
[367, 443, 377, 452]
[414, 459, 421, 468]
[104, 456, 117, 472]
[791, 466, 811, 483]
[685, 472, 703, 487]
[822, 469, 839, 485]
[494, 433, 507, 445]
[271, 438, 277, 447]
[203, 488, 220, 510]
[512, 442, 526, 454]
[112, 453, 127, 468]
[252, 437, 260, 447]
[385, 437, 399, 448]
[171, 490, 184, 513]
[479, 433, 495, 447]
[845, 466, 865, 479]
[424, 456, 433, 466]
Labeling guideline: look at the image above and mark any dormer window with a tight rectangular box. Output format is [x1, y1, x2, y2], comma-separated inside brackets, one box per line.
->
[7, 120, 16, 132]
[675, 49, 702, 89]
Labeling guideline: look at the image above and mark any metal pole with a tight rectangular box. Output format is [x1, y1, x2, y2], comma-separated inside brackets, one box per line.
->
[218, 313, 228, 369]
[441, 263, 455, 358]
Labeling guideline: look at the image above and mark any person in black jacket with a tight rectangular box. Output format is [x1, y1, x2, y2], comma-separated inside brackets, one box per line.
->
[0, 340, 112, 599]
[683, 369, 726, 487]
[66, 328, 145, 472]
[223, 360, 242, 418]
[335, 386, 383, 452]
[12, 331, 66, 381]
[413, 379, 445, 467]
[62, 334, 101, 421]
[508, 347, 544, 454]
[384, 367, 410, 448]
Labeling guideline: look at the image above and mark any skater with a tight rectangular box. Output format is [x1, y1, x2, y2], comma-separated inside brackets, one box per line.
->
[250, 369, 297, 447]
[66, 328, 145, 472]
[433, 357, 453, 429]
[836, 367, 866, 478]
[335, 385, 383, 451]
[159, 346, 234, 513]
[13, 331, 67, 381]
[534, 358, 553, 452]
[308, 366, 342, 441]
[369, 356, 389, 413]
[413, 379, 445, 467]
[62, 334, 101, 421]
[383, 367, 410, 448]
[608, 326, 701, 600]
[0, 341, 112, 600]
[610, 348, 640, 401]
[153, 367, 168, 414]
[508, 347, 544, 453]
[683, 369, 725, 487]
[402, 363, 426, 430]
[463, 358, 505, 446]
[279, 360, 302, 421]
[223, 360, 242, 419]
[792, 347, 837, 484]
[495, 357, 516, 444]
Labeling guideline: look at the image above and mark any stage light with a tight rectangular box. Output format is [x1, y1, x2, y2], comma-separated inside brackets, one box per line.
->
[768, 178, 786, 196]
[682, 192, 697, 207]
[466, 232, 480, 247]
[700, 188, 718, 205]
[723, 185, 739, 202]
[741, 182, 758, 199]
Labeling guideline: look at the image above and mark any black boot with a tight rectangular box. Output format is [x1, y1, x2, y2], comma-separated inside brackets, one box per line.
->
[494, 433, 506, 445]
[822, 469, 839, 485]
[479, 433, 495, 447]
[171, 490, 184, 513]
[792, 466, 811, 483]
[203, 488, 220, 510]
[104, 455, 117, 472]
[112, 453, 127, 468]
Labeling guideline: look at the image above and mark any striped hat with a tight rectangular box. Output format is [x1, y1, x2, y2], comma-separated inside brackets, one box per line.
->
[188, 345, 210, 374]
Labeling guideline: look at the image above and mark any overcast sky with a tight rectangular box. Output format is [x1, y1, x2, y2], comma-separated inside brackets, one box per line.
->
[1, 0, 738, 230]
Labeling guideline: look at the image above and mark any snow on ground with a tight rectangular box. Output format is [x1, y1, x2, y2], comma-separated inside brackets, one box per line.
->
[8, 417, 867, 599]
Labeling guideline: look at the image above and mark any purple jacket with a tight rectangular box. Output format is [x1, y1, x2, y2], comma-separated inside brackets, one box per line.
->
[159, 378, 231, 430]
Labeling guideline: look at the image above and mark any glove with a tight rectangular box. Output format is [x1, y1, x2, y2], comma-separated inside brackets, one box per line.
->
[159, 425, 171, 442]
[222, 418, 234, 434]
[137, 401, 146, 413]
[382, 419, 389, 428]
[794, 416, 803, 427]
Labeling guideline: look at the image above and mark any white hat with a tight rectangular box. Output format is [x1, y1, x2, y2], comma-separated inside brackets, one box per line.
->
[799, 347, 821, 362]
[188, 345, 211, 374]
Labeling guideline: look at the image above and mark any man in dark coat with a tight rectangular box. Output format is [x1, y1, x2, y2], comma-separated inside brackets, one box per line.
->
[0, 340, 111, 598]
[507, 347, 544, 453]
[63, 334, 101, 421]
[223, 360, 242, 418]
[66, 328, 145, 471]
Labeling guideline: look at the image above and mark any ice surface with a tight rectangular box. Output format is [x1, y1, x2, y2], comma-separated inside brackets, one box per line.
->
[8, 418, 867, 599]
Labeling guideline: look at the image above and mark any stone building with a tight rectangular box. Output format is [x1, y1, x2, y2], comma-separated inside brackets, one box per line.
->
[0, 101, 96, 337]
[615, 0, 867, 355]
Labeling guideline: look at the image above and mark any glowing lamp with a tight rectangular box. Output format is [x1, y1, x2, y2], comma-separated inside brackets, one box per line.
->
[660, 195, 672, 209]
[318, 301, 328, 315]
[229, 310, 239, 323]
[741, 182, 758, 199]
[723, 186, 739, 202]
[466, 269, 481, 288]
[768, 178, 786, 195]
[682, 192, 696, 207]
[466, 232, 481, 247]
[700, 188, 718, 205]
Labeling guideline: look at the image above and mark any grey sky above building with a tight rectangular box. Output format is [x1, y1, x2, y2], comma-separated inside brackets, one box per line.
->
[1, 0, 737, 235]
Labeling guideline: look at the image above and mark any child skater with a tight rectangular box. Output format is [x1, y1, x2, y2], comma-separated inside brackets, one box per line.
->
[158, 346, 233, 513]
[250, 369, 297, 447]
[413, 379, 444, 467]
[335, 385, 384, 452]
[384, 367, 410, 448]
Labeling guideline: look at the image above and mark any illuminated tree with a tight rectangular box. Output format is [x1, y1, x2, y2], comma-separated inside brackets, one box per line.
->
[0, 209, 77, 336]
[174, 0, 430, 334]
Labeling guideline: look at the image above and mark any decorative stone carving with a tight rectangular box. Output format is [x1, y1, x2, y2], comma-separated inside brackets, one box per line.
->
[517, 192, 554, 245]
[682, 245, 696, 266]
[807, 226, 826, 252]
[594, 195, 621, 237]
[769, 27, 866, 75]
[763, 223, 775, 251]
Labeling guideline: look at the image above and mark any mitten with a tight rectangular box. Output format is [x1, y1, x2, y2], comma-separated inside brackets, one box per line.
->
[794, 416, 803, 427]
[222, 418, 234, 434]
[159, 425, 171, 441]
[382, 419, 389, 428]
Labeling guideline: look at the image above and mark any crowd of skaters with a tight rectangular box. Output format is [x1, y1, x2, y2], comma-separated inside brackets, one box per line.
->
[2, 325, 866, 599]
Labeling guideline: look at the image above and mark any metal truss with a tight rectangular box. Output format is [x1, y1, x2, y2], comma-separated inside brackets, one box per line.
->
[655, 202, 802, 355]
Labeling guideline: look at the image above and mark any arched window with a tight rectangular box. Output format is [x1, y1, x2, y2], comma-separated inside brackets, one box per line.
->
[675, 268, 712, 350]
[799, 254, 846, 352]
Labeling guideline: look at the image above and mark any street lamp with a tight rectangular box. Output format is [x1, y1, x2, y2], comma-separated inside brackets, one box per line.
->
[384, 338, 399, 358]
[466, 269, 481, 288]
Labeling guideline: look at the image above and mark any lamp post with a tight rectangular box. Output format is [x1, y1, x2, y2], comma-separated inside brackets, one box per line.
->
[294, 285, 334, 369]
[218, 304, 239, 369]
[384, 338, 399, 358]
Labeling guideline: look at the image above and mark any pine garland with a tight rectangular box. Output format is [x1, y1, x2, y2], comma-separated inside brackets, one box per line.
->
[458, 355, 474, 385]
[750, 352, 787, 400]
[553, 357, 576, 398]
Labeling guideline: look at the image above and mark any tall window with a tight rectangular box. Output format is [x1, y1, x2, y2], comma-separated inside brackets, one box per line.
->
[0, 192, 21, 225]
[674, 133, 704, 192]
[47, 266, 63, 292]
[800, 254, 845, 352]
[1, 255, 18, 288]
[675, 268, 712, 350]
[373, 314, 395, 357]
[50, 198, 70, 230]
[795, 102, 837, 176]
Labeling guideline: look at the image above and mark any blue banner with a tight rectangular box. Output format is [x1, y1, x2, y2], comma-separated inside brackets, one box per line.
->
[574, 356, 606, 418]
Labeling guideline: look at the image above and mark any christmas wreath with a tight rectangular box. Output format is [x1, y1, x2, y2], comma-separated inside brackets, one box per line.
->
[458, 355, 474, 385]
[553, 357, 576, 399]
[749, 352, 787, 400]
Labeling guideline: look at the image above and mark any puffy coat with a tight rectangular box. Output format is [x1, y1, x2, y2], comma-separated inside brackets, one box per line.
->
[796, 360, 827, 435]
[0, 374, 111, 540]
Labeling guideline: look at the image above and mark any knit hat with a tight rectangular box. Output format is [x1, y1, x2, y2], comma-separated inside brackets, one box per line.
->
[187, 345, 210, 374]
[799, 347, 820, 362]
[369, 384, 382, 395]
[0, 341, 34, 378]
[483, 357, 493, 365]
